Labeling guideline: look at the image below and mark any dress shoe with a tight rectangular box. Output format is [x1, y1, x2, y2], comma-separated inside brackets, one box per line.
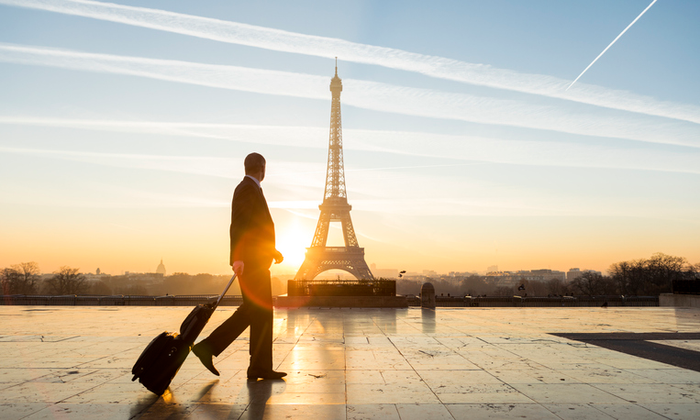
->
[192, 342, 220, 376]
[246, 369, 287, 380]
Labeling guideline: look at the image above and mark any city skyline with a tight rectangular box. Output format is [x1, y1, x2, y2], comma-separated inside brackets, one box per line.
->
[1, 1, 699, 276]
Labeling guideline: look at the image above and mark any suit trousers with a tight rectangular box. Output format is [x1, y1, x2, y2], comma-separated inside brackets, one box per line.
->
[202, 265, 273, 371]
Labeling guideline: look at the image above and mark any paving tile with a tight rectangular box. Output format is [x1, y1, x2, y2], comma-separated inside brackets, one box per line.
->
[347, 382, 440, 404]
[0, 403, 52, 420]
[626, 368, 700, 384]
[556, 366, 654, 384]
[592, 403, 673, 420]
[242, 403, 346, 420]
[23, 403, 141, 420]
[485, 367, 579, 384]
[187, 403, 248, 420]
[541, 403, 615, 420]
[445, 403, 561, 419]
[509, 383, 628, 404]
[277, 349, 345, 371]
[594, 383, 700, 404]
[395, 403, 455, 420]
[639, 403, 700, 420]
[434, 384, 534, 404]
[347, 404, 400, 420]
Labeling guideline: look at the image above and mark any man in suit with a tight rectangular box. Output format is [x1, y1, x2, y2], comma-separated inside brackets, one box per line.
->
[193, 152, 287, 380]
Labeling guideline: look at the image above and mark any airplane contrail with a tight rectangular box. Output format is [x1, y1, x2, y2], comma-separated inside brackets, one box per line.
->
[1, 43, 699, 149]
[1, 44, 699, 148]
[567, 0, 658, 91]
[0, 0, 697, 125]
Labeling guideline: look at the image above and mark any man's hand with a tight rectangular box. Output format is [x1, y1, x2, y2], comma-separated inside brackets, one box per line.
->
[232, 260, 244, 276]
[273, 249, 284, 264]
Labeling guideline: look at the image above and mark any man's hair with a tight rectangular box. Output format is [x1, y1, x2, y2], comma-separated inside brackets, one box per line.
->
[244, 152, 266, 175]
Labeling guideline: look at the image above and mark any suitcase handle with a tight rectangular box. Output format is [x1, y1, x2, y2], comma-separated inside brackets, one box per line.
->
[214, 274, 236, 309]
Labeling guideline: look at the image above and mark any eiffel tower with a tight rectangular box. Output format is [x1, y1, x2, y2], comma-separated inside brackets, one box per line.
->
[294, 61, 374, 281]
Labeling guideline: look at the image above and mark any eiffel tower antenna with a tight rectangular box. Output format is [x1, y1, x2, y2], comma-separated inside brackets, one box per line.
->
[294, 60, 374, 281]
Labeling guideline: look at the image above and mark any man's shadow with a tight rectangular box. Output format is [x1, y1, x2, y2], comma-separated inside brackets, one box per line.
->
[241, 379, 280, 419]
[132, 380, 222, 419]
[190, 378, 285, 420]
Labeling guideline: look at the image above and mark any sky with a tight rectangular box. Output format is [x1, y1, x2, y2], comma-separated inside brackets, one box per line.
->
[1, 0, 699, 277]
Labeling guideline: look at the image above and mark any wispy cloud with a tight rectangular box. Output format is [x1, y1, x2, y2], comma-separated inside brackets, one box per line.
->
[2, 118, 699, 175]
[1, 0, 697, 124]
[0, 146, 239, 178]
[0, 145, 651, 216]
[1, 44, 699, 148]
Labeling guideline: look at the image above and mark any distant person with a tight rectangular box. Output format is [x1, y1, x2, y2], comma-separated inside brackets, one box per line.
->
[193, 152, 286, 380]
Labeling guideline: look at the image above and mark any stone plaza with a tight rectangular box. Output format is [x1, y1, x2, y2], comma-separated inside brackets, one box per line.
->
[1, 306, 700, 419]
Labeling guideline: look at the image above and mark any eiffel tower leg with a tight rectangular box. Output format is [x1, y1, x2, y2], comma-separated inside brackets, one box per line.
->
[340, 215, 359, 248]
[310, 210, 331, 248]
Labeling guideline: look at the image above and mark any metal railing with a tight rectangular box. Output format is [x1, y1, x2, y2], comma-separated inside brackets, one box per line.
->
[287, 279, 396, 297]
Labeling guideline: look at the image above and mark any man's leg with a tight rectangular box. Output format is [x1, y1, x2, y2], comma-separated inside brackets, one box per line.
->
[192, 292, 253, 376]
[243, 267, 284, 379]
[248, 301, 273, 372]
[201, 302, 251, 356]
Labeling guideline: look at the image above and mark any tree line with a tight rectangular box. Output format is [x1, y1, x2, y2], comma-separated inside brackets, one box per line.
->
[1, 263, 87, 296]
[0, 264, 286, 296]
[395, 253, 699, 297]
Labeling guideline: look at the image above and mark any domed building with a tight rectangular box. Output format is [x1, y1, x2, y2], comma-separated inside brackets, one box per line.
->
[156, 259, 166, 276]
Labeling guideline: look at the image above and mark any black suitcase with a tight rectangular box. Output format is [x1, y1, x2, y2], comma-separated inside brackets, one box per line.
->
[131, 275, 236, 395]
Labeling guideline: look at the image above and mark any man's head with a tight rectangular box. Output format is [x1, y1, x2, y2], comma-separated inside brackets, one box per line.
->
[244, 152, 266, 181]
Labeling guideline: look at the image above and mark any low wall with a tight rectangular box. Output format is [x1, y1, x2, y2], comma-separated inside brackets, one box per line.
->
[1, 294, 658, 308]
[659, 293, 700, 308]
[0, 295, 244, 306]
[406, 295, 658, 307]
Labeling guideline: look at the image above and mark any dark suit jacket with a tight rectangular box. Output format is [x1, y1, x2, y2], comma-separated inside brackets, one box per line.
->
[229, 176, 276, 268]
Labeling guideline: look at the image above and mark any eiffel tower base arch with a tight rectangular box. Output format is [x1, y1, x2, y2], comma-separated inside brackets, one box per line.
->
[294, 247, 373, 280]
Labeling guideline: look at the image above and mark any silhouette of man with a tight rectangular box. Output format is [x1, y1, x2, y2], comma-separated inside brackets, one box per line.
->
[193, 152, 286, 380]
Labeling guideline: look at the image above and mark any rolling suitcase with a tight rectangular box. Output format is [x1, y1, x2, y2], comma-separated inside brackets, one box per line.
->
[131, 274, 237, 395]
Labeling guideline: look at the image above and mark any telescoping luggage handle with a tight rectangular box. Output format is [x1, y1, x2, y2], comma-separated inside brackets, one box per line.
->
[214, 274, 237, 309]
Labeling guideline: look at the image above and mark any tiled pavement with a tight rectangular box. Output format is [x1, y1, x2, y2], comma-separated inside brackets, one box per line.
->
[1, 306, 700, 419]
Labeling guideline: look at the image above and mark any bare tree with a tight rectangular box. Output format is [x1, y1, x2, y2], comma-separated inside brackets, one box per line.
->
[88, 281, 112, 295]
[460, 275, 491, 296]
[610, 253, 694, 295]
[546, 278, 566, 296]
[44, 266, 88, 295]
[570, 272, 615, 295]
[1, 262, 40, 295]
[493, 286, 514, 296]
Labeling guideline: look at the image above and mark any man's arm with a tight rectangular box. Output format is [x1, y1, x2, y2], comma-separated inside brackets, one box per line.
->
[229, 182, 258, 273]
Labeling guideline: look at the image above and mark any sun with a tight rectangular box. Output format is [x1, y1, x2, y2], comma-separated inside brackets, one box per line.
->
[275, 224, 310, 270]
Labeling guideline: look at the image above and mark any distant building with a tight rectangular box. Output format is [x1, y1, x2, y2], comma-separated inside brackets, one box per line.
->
[527, 269, 566, 282]
[156, 259, 166, 276]
[567, 268, 582, 282]
[449, 271, 476, 278]
[485, 269, 565, 287]
[487, 265, 498, 273]
[567, 268, 602, 283]
[370, 264, 400, 279]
